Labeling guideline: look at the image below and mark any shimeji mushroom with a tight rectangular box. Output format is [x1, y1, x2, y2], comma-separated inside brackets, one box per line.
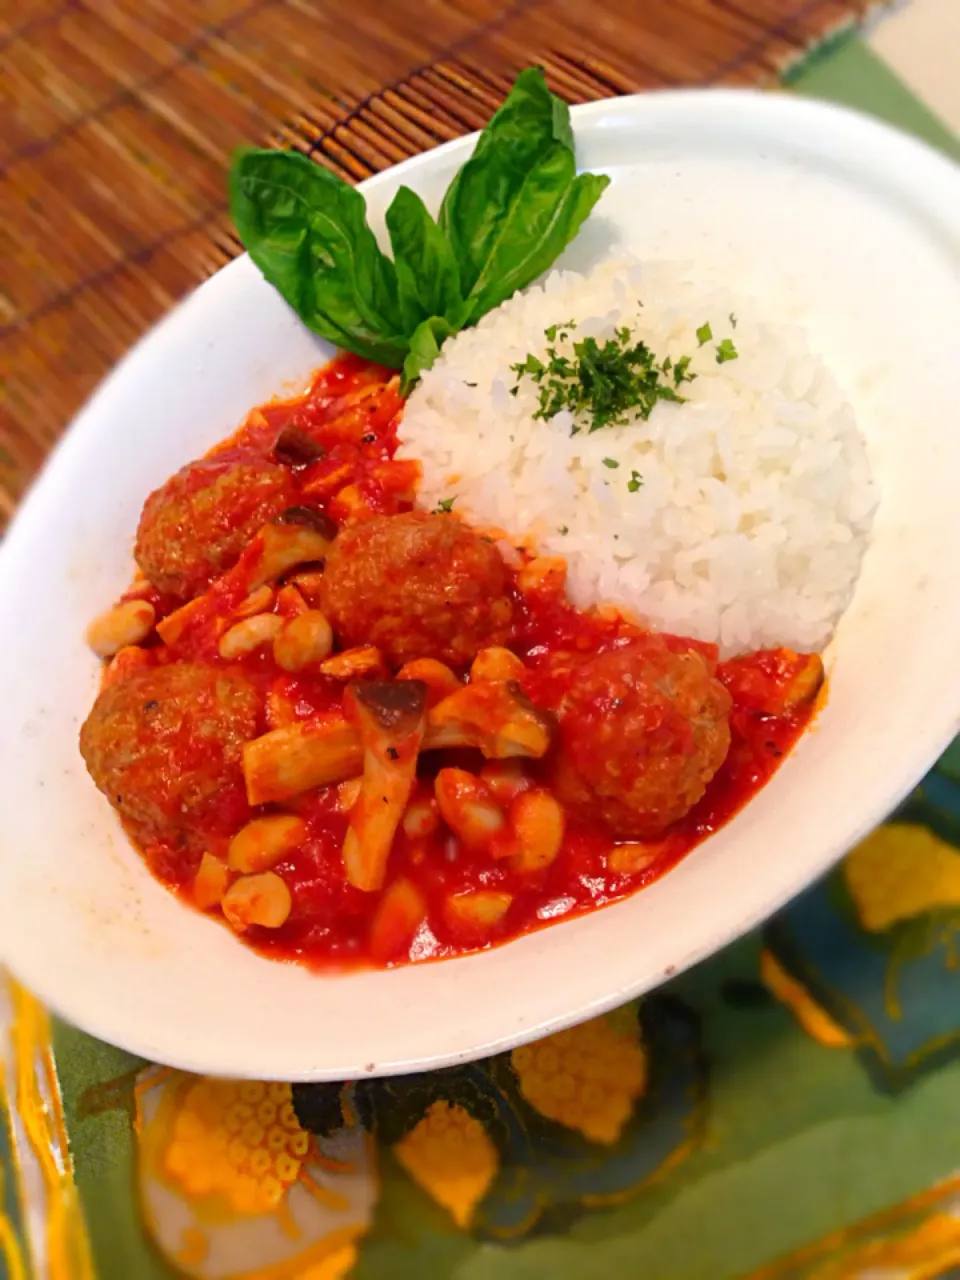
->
[247, 508, 337, 589]
[158, 509, 336, 650]
[425, 680, 554, 759]
[341, 681, 428, 892]
[241, 680, 556, 804]
[243, 718, 364, 805]
[273, 424, 327, 467]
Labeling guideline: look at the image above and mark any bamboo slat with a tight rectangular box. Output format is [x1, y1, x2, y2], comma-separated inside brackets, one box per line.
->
[1, 0, 873, 521]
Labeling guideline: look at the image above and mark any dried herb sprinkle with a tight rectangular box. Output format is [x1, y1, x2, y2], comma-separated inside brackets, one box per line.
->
[716, 338, 739, 364]
[510, 321, 691, 434]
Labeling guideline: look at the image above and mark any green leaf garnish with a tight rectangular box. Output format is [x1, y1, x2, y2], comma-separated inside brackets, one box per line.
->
[385, 185, 473, 334]
[729, 311, 738, 329]
[511, 324, 692, 433]
[627, 470, 643, 492]
[545, 320, 576, 342]
[434, 497, 456, 513]
[229, 148, 408, 366]
[673, 354, 694, 385]
[400, 316, 456, 395]
[440, 70, 609, 314]
[514, 353, 546, 378]
[716, 338, 739, 364]
[602, 457, 619, 469]
[229, 69, 610, 381]
[696, 322, 712, 347]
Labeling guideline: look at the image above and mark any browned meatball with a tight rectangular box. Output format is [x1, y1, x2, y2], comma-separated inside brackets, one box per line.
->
[553, 639, 732, 839]
[135, 456, 296, 598]
[79, 663, 260, 870]
[320, 512, 514, 667]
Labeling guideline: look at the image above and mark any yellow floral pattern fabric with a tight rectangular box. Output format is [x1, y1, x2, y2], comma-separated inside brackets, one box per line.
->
[7, 797, 960, 1280]
[510, 1015, 647, 1144]
[843, 824, 960, 933]
[394, 1102, 498, 1227]
[162, 1079, 309, 1215]
[133, 1068, 377, 1279]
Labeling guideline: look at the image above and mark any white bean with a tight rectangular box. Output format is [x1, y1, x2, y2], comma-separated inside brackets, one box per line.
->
[87, 599, 156, 658]
[607, 844, 659, 875]
[228, 814, 306, 873]
[222, 872, 292, 931]
[510, 790, 565, 872]
[443, 890, 512, 936]
[434, 768, 504, 850]
[402, 795, 440, 839]
[219, 613, 282, 660]
[273, 610, 334, 672]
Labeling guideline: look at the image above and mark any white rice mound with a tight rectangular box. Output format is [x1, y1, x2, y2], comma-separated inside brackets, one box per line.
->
[399, 255, 877, 656]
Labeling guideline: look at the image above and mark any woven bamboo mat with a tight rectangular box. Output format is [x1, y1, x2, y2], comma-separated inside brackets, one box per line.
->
[1, 0, 873, 525]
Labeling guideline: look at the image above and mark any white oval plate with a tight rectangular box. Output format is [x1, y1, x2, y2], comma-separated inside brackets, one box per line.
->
[1, 90, 959, 1080]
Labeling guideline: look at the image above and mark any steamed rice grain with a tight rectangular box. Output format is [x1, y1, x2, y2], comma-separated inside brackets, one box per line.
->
[398, 256, 876, 656]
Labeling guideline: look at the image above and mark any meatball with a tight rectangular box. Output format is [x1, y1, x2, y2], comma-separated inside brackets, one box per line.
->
[320, 512, 514, 667]
[135, 456, 296, 598]
[553, 639, 732, 839]
[79, 663, 260, 866]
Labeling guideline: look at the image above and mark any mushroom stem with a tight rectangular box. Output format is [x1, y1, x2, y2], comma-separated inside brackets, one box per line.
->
[425, 680, 554, 759]
[248, 515, 336, 589]
[241, 680, 555, 805]
[158, 513, 336, 653]
[243, 719, 363, 805]
[342, 681, 428, 892]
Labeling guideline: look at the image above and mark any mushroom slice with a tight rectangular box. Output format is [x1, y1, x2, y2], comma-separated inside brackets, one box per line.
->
[274, 425, 327, 467]
[156, 593, 213, 648]
[156, 512, 336, 654]
[240, 682, 553, 805]
[426, 680, 554, 760]
[247, 511, 337, 589]
[319, 645, 386, 682]
[243, 718, 363, 806]
[342, 680, 428, 892]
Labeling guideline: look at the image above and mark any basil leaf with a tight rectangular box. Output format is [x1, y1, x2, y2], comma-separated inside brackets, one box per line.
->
[385, 185, 473, 333]
[440, 68, 575, 295]
[229, 70, 612, 384]
[230, 147, 408, 367]
[439, 69, 610, 315]
[467, 146, 610, 314]
[400, 316, 455, 395]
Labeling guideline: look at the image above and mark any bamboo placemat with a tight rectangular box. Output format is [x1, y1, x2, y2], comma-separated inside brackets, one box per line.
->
[1, 0, 874, 526]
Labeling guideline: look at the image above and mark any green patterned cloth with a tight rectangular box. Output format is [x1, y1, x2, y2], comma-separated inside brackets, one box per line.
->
[2, 31, 959, 1280]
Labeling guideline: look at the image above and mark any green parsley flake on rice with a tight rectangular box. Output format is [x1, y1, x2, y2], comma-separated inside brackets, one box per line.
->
[398, 255, 877, 656]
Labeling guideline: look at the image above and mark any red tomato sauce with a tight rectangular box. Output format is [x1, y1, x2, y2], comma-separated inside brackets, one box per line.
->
[101, 356, 818, 971]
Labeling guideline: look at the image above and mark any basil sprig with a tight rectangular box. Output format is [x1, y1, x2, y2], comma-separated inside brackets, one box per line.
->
[230, 68, 610, 392]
